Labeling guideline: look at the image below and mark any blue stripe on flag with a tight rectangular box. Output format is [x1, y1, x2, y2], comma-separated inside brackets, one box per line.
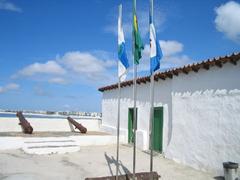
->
[118, 42, 129, 69]
[150, 36, 163, 74]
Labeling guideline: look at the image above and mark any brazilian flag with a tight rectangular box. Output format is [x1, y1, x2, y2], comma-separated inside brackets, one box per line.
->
[133, 1, 144, 65]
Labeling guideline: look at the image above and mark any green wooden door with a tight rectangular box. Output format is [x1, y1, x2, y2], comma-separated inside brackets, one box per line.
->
[153, 107, 163, 152]
[128, 108, 133, 143]
[128, 108, 134, 143]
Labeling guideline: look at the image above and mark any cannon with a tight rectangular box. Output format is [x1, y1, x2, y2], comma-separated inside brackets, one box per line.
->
[67, 117, 87, 133]
[16, 111, 33, 134]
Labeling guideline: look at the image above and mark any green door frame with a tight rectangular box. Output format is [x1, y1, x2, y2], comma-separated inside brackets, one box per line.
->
[152, 106, 163, 152]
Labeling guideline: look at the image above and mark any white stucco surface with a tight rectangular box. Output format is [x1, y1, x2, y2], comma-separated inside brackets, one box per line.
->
[165, 64, 240, 174]
[101, 62, 240, 174]
[0, 116, 126, 155]
[0, 135, 125, 154]
[0, 117, 101, 132]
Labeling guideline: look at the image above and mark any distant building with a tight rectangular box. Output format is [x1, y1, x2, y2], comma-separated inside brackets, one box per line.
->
[46, 111, 55, 115]
[99, 53, 240, 173]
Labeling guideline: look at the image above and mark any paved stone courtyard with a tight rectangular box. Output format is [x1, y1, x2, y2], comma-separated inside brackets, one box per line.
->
[0, 145, 216, 180]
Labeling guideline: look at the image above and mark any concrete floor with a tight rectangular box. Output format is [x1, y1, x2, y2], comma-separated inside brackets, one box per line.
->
[0, 145, 216, 180]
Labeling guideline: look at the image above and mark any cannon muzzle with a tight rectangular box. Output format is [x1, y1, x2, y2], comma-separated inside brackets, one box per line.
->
[16, 111, 33, 134]
[67, 117, 87, 133]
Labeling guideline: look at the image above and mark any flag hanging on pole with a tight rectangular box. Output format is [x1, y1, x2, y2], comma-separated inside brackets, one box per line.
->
[118, 4, 129, 82]
[149, 9, 162, 74]
[133, 3, 144, 65]
[149, 0, 163, 173]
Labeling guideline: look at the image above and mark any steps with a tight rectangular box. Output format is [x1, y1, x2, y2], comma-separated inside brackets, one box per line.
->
[0, 133, 125, 153]
[22, 137, 80, 155]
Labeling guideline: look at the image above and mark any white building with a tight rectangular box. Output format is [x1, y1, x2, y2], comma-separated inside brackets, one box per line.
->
[99, 53, 240, 174]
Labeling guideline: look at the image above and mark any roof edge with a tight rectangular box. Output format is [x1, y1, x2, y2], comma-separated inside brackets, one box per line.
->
[98, 52, 240, 92]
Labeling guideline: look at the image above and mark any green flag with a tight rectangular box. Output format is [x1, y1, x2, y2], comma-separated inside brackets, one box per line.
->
[133, 1, 144, 65]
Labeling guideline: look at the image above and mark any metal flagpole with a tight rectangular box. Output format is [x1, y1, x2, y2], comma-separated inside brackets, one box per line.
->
[149, 0, 154, 173]
[116, 4, 122, 180]
[132, 0, 137, 179]
[116, 78, 121, 179]
[133, 64, 137, 179]
[149, 74, 154, 172]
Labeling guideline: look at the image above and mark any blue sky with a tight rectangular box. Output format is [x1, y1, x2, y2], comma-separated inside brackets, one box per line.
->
[0, 0, 239, 112]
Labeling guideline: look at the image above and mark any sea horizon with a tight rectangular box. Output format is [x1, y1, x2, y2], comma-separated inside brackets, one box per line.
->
[0, 112, 101, 120]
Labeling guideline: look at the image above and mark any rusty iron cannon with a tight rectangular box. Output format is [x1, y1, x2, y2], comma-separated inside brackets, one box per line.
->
[67, 117, 87, 133]
[85, 172, 160, 180]
[16, 111, 33, 134]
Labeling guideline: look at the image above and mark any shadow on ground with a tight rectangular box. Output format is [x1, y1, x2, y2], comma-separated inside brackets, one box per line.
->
[104, 152, 131, 176]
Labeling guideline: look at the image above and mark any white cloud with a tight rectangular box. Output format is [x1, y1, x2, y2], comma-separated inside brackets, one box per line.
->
[136, 40, 193, 72]
[215, 1, 240, 42]
[14, 51, 116, 86]
[62, 52, 107, 73]
[60, 51, 115, 82]
[0, 0, 22, 12]
[0, 83, 19, 93]
[17, 61, 66, 77]
[48, 77, 67, 85]
[159, 40, 183, 56]
[161, 54, 193, 69]
[13, 42, 191, 86]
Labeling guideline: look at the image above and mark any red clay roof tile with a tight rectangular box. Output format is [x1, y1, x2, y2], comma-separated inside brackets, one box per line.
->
[98, 52, 240, 92]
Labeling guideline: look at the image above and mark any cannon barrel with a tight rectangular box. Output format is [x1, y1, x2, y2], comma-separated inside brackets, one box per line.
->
[67, 117, 87, 133]
[16, 111, 33, 134]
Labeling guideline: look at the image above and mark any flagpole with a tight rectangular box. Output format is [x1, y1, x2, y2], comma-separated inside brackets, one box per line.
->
[149, 74, 154, 172]
[132, 0, 137, 179]
[133, 64, 137, 179]
[116, 78, 121, 180]
[116, 4, 122, 180]
[149, 0, 154, 173]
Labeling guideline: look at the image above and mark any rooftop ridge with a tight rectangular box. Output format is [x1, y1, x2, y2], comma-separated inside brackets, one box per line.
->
[98, 52, 240, 92]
